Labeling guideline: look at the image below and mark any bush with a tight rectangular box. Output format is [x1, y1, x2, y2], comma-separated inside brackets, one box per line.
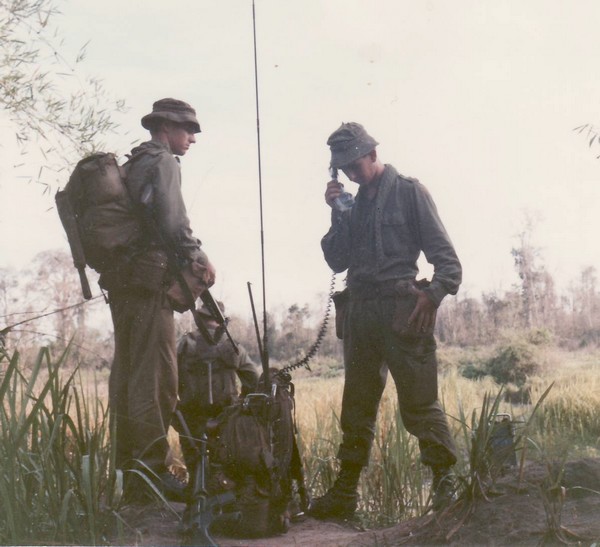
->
[484, 342, 539, 387]
[461, 362, 488, 381]
[527, 328, 553, 346]
[459, 341, 540, 388]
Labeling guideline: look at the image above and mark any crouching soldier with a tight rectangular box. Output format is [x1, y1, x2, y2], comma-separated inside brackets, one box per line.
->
[174, 301, 259, 477]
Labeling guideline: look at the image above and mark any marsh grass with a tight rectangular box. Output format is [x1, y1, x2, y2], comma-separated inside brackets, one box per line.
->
[294, 350, 599, 528]
[0, 345, 119, 545]
[1, 343, 598, 542]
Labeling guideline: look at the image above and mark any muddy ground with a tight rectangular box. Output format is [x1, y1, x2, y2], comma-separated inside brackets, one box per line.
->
[111, 458, 600, 546]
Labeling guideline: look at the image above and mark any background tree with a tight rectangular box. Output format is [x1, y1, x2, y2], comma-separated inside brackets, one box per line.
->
[567, 265, 600, 346]
[24, 250, 87, 356]
[510, 213, 557, 331]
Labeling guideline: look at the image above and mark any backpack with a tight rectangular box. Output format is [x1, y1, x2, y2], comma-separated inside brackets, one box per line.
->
[185, 371, 308, 540]
[56, 152, 142, 277]
[177, 332, 240, 412]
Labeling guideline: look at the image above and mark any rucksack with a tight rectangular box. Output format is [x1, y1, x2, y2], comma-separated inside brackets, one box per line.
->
[56, 152, 142, 277]
[183, 371, 308, 541]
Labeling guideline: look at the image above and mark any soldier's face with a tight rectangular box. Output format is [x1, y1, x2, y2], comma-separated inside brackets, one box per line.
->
[341, 150, 378, 186]
[166, 122, 197, 156]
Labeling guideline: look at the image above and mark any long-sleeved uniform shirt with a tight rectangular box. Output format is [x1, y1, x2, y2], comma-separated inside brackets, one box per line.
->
[321, 164, 462, 307]
[126, 139, 208, 266]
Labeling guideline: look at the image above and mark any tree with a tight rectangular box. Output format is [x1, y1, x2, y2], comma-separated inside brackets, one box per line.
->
[1, 0, 125, 187]
[511, 213, 556, 330]
[24, 250, 84, 349]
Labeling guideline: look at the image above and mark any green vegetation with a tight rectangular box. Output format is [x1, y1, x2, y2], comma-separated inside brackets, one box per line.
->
[0, 345, 120, 545]
[0, 342, 598, 543]
[295, 348, 599, 529]
[1, 220, 598, 542]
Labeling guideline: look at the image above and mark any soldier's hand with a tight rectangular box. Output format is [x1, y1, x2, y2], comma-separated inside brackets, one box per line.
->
[205, 260, 216, 287]
[325, 180, 344, 208]
[407, 287, 437, 335]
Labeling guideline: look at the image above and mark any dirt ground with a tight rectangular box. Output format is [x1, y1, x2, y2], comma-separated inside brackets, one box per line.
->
[111, 458, 600, 546]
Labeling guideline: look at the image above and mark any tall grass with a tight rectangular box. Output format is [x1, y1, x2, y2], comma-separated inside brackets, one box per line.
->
[294, 351, 600, 528]
[1, 343, 598, 542]
[0, 345, 119, 545]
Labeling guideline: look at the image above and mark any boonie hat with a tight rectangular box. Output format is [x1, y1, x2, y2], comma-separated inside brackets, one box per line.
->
[141, 98, 201, 133]
[327, 122, 379, 168]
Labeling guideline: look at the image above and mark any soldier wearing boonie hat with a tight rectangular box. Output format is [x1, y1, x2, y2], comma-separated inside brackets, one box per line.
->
[141, 98, 201, 134]
[104, 98, 216, 505]
[311, 121, 463, 520]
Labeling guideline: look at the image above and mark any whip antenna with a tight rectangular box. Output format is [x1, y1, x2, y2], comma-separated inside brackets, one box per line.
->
[252, 0, 270, 382]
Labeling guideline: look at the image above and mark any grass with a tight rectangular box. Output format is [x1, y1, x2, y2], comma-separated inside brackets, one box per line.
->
[294, 347, 600, 527]
[0, 345, 119, 545]
[1, 342, 598, 542]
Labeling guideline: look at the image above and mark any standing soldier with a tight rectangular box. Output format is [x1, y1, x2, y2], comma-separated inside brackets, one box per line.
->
[310, 122, 462, 519]
[100, 98, 215, 502]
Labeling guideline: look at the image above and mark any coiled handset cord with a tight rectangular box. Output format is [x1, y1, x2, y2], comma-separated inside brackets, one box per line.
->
[277, 271, 337, 377]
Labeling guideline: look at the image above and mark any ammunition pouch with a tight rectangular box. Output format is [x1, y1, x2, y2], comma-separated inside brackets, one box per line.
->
[128, 249, 169, 291]
[332, 289, 349, 340]
[391, 279, 436, 338]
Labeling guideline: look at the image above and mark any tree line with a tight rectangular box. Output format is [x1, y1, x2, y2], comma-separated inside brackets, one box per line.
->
[1, 221, 598, 374]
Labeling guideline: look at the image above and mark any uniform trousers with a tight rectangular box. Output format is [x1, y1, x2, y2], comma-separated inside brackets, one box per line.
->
[338, 295, 457, 469]
[108, 288, 177, 473]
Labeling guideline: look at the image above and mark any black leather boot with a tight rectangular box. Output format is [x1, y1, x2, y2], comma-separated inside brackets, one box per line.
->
[308, 462, 362, 519]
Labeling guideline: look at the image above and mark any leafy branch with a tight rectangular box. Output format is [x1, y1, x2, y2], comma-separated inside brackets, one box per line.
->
[573, 123, 600, 159]
[0, 0, 126, 188]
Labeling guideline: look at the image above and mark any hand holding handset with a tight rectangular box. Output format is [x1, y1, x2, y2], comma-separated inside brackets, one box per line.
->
[330, 167, 355, 212]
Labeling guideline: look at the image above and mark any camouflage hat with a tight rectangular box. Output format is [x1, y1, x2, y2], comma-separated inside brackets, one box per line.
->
[197, 300, 225, 319]
[327, 122, 379, 168]
[141, 98, 201, 133]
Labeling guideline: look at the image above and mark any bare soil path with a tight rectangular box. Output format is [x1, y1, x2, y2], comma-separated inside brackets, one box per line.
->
[112, 458, 600, 546]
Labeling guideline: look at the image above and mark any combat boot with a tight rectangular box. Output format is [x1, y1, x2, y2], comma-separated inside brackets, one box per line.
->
[431, 466, 456, 511]
[308, 462, 361, 520]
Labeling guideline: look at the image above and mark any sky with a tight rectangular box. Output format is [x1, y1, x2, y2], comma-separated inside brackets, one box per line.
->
[1, 0, 600, 321]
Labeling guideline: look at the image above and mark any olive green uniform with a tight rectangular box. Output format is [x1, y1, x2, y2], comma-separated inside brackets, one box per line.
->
[321, 164, 461, 469]
[175, 329, 259, 468]
[101, 139, 209, 474]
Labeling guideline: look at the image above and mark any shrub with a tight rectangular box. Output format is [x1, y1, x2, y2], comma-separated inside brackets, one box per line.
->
[459, 341, 540, 387]
[527, 328, 553, 346]
[485, 342, 539, 387]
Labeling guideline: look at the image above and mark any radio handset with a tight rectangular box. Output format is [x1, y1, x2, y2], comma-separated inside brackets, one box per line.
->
[330, 167, 354, 212]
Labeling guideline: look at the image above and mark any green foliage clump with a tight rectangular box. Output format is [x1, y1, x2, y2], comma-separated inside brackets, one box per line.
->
[485, 342, 539, 386]
[0, 345, 120, 545]
[527, 328, 553, 346]
[460, 340, 540, 387]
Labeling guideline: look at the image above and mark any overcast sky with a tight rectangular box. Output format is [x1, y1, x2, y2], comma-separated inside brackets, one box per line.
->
[1, 0, 600, 321]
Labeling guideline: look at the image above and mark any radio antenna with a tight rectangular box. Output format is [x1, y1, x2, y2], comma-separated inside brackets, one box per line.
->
[252, 0, 270, 383]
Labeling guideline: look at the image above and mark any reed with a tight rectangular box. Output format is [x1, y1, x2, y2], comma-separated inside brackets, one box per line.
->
[294, 350, 599, 528]
[1, 343, 598, 541]
[0, 345, 119, 545]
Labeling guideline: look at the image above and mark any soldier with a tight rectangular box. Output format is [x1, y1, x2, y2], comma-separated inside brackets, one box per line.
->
[310, 122, 462, 519]
[100, 98, 215, 503]
[175, 301, 259, 479]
